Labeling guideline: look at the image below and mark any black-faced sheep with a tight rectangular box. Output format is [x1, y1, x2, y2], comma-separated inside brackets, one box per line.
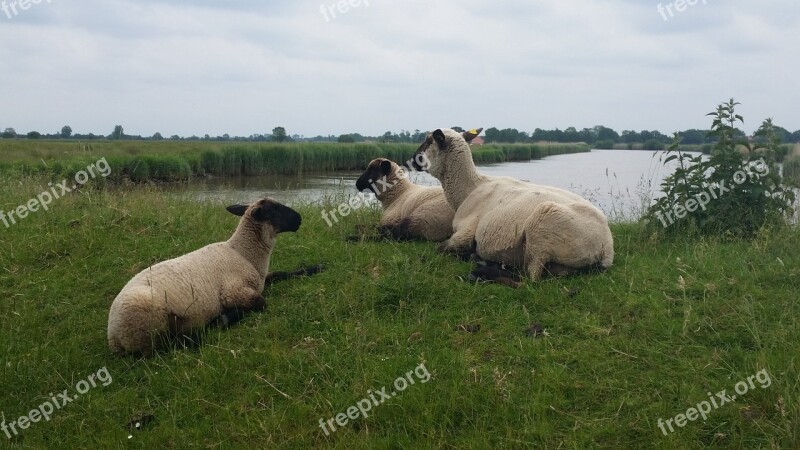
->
[355, 158, 454, 241]
[412, 129, 614, 283]
[107, 198, 318, 356]
[353, 129, 483, 242]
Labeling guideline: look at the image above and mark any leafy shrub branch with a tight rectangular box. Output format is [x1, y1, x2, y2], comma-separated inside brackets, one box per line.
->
[645, 99, 795, 237]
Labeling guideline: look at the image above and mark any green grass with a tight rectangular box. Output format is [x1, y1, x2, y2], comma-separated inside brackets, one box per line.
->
[0, 178, 798, 449]
[0, 140, 590, 182]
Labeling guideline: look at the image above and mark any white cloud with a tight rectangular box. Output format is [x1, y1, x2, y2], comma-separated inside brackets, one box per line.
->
[0, 0, 797, 137]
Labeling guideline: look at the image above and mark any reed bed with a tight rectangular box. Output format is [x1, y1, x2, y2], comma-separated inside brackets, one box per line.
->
[0, 140, 590, 182]
[784, 155, 800, 184]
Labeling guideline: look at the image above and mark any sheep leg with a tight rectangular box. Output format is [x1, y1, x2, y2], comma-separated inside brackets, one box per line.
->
[523, 202, 600, 281]
[346, 222, 415, 242]
[467, 260, 524, 288]
[544, 262, 578, 277]
[213, 291, 266, 328]
[381, 218, 418, 241]
[546, 261, 608, 277]
[438, 233, 477, 261]
[214, 286, 267, 328]
[214, 307, 252, 328]
[264, 263, 325, 286]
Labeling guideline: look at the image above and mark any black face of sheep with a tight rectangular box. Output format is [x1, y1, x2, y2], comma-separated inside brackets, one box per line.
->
[411, 129, 450, 171]
[356, 159, 393, 194]
[411, 134, 435, 172]
[226, 198, 302, 233]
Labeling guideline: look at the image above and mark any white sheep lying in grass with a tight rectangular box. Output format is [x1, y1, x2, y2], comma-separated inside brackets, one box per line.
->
[411, 128, 614, 284]
[355, 158, 454, 241]
[108, 198, 319, 356]
[353, 130, 482, 242]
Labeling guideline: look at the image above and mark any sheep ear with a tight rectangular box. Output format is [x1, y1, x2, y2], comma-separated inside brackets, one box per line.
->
[226, 204, 248, 217]
[380, 159, 392, 175]
[463, 128, 483, 142]
[432, 129, 447, 151]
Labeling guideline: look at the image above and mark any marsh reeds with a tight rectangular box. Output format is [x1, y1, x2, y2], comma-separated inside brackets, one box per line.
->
[0, 140, 590, 182]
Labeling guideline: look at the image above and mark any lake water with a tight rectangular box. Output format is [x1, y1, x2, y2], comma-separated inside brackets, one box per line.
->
[179, 150, 681, 221]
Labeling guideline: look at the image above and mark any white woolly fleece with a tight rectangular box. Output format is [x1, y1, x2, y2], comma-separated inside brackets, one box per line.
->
[364, 159, 454, 242]
[107, 204, 279, 355]
[421, 128, 614, 279]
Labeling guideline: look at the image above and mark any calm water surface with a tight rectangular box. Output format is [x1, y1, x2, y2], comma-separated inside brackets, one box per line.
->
[176, 150, 683, 221]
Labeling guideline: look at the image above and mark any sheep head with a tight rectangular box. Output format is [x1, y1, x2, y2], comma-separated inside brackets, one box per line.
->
[411, 128, 482, 179]
[226, 198, 301, 234]
[355, 158, 408, 199]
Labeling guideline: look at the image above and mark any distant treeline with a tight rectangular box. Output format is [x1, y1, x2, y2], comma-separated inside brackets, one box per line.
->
[487, 126, 800, 150]
[5, 124, 798, 150]
[0, 140, 589, 183]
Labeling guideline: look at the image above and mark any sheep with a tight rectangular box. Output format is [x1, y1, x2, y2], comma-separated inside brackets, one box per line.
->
[354, 158, 454, 241]
[352, 129, 483, 242]
[411, 128, 614, 285]
[107, 198, 320, 356]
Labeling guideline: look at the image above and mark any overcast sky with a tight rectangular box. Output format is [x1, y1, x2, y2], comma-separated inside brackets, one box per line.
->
[1, 0, 797, 138]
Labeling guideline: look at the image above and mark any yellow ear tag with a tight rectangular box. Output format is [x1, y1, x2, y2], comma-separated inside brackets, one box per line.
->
[468, 129, 479, 134]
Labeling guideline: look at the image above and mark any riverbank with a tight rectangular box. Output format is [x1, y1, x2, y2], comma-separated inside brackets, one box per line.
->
[0, 182, 797, 448]
[0, 140, 590, 182]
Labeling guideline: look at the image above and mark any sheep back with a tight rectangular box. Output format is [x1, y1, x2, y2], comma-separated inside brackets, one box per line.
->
[459, 177, 613, 269]
[107, 242, 264, 355]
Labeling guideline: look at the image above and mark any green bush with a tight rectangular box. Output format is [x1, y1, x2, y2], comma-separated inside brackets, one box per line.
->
[645, 99, 795, 237]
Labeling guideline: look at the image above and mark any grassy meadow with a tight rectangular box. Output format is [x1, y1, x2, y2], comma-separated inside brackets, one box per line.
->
[0, 175, 798, 449]
[0, 140, 590, 183]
